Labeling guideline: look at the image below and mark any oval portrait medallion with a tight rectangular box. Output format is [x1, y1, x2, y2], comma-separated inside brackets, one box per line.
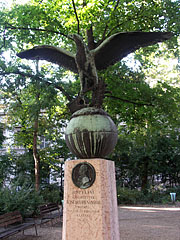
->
[72, 162, 96, 189]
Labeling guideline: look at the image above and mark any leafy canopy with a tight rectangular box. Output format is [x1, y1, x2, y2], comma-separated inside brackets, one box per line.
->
[0, 0, 180, 191]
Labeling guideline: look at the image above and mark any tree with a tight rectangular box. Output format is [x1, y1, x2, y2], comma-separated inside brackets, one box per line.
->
[114, 129, 180, 190]
[0, 59, 71, 190]
[1, 0, 179, 112]
[0, 0, 180, 191]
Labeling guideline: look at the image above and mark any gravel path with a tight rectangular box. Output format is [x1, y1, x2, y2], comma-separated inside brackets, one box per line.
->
[119, 205, 180, 240]
[7, 205, 180, 240]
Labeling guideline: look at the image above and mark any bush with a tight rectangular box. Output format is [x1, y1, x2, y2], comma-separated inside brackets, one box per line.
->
[0, 181, 64, 218]
[117, 187, 143, 204]
[40, 184, 62, 204]
[0, 183, 44, 217]
[117, 186, 180, 205]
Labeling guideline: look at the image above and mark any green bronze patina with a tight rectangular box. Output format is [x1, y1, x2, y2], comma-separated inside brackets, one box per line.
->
[65, 107, 118, 159]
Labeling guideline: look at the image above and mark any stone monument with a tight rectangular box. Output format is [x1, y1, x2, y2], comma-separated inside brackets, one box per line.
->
[17, 30, 172, 240]
[63, 159, 119, 240]
[63, 107, 119, 239]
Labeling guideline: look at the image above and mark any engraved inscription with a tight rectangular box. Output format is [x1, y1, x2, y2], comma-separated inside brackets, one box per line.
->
[67, 185, 101, 218]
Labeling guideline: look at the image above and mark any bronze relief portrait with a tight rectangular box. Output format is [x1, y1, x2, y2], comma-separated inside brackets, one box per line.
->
[72, 162, 96, 189]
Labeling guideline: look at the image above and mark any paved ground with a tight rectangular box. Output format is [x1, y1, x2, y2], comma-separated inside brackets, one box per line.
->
[119, 205, 180, 240]
[7, 205, 180, 240]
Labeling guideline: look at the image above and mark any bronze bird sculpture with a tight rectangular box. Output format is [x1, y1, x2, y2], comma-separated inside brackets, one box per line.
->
[17, 31, 173, 112]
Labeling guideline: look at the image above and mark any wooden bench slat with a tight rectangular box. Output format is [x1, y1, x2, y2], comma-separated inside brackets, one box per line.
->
[41, 212, 60, 219]
[0, 217, 22, 227]
[0, 228, 19, 238]
[0, 211, 38, 239]
[40, 206, 59, 210]
[40, 207, 59, 214]
[0, 211, 20, 219]
[40, 205, 59, 210]
[38, 203, 61, 226]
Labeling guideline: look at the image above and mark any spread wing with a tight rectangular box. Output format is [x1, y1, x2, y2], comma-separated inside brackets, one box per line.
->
[17, 45, 78, 73]
[93, 32, 173, 70]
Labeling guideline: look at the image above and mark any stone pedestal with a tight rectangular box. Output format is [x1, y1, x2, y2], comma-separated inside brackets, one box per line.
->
[62, 159, 120, 240]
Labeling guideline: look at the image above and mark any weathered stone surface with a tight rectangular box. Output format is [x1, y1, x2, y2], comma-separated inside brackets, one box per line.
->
[65, 108, 118, 158]
[62, 159, 120, 240]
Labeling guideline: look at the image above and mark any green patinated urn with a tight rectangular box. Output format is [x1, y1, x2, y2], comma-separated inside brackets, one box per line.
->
[65, 107, 118, 159]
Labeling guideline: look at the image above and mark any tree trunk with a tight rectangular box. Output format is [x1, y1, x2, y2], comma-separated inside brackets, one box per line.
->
[87, 27, 95, 50]
[141, 157, 149, 192]
[33, 83, 40, 192]
[33, 118, 40, 192]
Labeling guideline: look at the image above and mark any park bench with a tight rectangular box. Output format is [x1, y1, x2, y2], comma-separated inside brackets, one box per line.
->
[39, 203, 62, 226]
[0, 211, 38, 239]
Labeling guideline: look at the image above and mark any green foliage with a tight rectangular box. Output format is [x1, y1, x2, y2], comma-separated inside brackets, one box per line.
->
[0, 154, 13, 188]
[117, 187, 180, 205]
[0, 182, 44, 217]
[0, 0, 180, 196]
[104, 61, 180, 131]
[113, 129, 180, 191]
[40, 184, 62, 204]
[0, 60, 70, 190]
[0, 181, 64, 217]
[1, 0, 179, 53]
[117, 187, 143, 205]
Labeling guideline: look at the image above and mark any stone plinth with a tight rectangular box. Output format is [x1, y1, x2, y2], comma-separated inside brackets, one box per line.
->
[62, 159, 120, 240]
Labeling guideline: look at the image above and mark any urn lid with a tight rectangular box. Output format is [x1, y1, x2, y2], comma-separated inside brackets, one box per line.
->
[71, 107, 109, 119]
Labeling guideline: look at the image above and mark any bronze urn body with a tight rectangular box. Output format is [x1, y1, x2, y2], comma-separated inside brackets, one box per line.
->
[65, 107, 118, 159]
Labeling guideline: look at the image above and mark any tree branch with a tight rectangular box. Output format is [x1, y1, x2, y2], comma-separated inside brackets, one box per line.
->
[106, 95, 154, 106]
[106, 15, 138, 37]
[0, 70, 73, 102]
[45, 80, 73, 102]
[106, 8, 155, 37]
[72, 0, 80, 35]
[99, 0, 121, 43]
[114, 0, 120, 11]
[5, 23, 72, 40]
